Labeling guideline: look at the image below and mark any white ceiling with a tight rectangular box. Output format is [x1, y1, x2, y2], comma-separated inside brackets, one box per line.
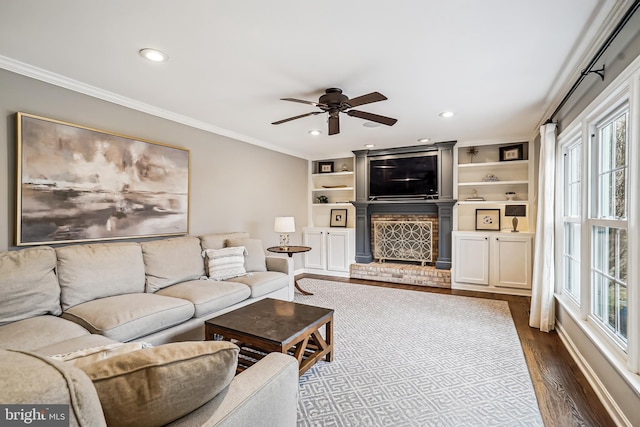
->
[0, 0, 624, 160]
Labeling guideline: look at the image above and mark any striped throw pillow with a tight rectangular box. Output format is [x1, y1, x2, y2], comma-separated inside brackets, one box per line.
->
[203, 247, 247, 280]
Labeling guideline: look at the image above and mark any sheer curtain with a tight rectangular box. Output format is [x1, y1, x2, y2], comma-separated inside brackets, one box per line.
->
[529, 123, 557, 332]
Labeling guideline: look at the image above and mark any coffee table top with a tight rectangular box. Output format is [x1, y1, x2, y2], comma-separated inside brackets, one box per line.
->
[205, 298, 333, 345]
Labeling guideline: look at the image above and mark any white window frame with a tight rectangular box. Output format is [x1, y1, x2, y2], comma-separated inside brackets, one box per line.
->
[555, 61, 640, 380]
[561, 137, 582, 304]
[587, 105, 629, 352]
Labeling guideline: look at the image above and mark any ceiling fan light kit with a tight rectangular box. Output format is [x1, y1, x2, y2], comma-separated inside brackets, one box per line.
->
[272, 88, 398, 136]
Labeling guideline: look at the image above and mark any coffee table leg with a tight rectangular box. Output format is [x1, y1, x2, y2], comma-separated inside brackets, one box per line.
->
[295, 281, 313, 295]
[325, 317, 334, 362]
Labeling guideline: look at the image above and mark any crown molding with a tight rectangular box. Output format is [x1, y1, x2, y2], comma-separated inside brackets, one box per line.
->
[0, 55, 308, 160]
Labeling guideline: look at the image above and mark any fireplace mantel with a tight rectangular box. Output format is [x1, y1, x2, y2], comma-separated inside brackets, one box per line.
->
[352, 142, 457, 269]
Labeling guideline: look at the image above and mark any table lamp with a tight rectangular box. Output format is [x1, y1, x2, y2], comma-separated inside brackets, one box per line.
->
[274, 217, 295, 249]
[504, 205, 526, 232]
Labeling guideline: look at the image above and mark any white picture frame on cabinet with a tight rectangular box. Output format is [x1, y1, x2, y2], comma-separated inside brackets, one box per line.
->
[475, 209, 500, 231]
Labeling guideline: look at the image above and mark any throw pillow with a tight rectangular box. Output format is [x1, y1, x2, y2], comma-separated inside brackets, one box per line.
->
[0, 246, 61, 325]
[80, 341, 239, 427]
[49, 342, 152, 369]
[226, 238, 267, 272]
[203, 246, 247, 280]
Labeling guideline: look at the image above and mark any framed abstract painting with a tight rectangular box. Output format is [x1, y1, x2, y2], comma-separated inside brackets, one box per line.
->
[15, 113, 189, 245]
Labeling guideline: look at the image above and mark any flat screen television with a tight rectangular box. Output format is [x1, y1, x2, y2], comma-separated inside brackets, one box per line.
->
[369, 153, 438, 199]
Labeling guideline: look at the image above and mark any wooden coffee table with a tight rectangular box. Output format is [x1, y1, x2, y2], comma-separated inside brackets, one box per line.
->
[204, 298, 334, 376]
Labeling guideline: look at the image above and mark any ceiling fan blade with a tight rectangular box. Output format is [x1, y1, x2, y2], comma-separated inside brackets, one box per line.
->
[328, 115, 340, 135]
[280, 98, 328, 108]
[346, 92, 387, 108]
[347, 110, 397, 126]
[271, 111, 321, 125]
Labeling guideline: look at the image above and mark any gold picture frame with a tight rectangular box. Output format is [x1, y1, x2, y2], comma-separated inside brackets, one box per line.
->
[16, 113, 190, 246]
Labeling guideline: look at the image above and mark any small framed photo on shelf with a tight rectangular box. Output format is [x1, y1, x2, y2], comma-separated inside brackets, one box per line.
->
[318, 161, 334, 173]
[475, 209, 501, 231]
[499, 144, 523, 161]
[330, 209, 348, 227]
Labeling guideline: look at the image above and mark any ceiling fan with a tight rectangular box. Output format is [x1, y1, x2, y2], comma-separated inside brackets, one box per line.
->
[271, 88, 397, 135]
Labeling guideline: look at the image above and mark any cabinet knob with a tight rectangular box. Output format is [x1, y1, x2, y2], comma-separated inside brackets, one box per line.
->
[484, 237, 488, 240]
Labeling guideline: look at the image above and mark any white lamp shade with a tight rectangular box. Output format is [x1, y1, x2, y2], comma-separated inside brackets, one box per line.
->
[274, 217, 295, 233]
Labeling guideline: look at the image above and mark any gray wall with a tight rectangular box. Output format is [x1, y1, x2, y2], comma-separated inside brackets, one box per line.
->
[0, 69, 308, 268]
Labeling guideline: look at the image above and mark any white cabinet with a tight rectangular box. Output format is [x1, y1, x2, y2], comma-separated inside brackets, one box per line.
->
[453, 233, 490, 285]
[303, 227, 355, 277]
[452, 231, 533, 294]
[492, 234, 532, 289]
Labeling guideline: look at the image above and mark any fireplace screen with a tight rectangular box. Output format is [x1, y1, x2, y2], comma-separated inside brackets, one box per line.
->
[373, 220, 433, 265]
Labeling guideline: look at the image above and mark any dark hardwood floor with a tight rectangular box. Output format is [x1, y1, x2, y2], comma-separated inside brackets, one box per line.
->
[296, 273, 616, 427]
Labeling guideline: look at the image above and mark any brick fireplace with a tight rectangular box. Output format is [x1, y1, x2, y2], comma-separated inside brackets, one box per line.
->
[349, 142, 456, 288]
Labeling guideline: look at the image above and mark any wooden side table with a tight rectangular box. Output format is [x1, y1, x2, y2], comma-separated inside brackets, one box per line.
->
[266, 246, 313, 295]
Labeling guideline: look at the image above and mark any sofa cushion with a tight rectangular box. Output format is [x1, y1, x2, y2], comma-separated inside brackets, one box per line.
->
[49, 341, 152, 368]
[199, 232, 250, 250]
[227, 271, 289, 298]
[204, 246, 248, 280]
[156, 279, 251, 317]
[227, 238, 267, 272]
[62, 293, 195, 342]
[0, 315, 90, 351]
[0, 349, 106, 427]
[81, 341, 239, 427]
[141, 236, 206, 293]
[56, 242, 145, 310]
[0, 246, 61, 325]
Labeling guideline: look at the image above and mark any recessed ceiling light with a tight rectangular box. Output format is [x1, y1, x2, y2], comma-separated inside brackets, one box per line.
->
[418, 138, 431, 143]
[439, 111, 455, 118]
[365, 144, 375, 148]
[363, 122, 381, 128]
[308, 130, 321, 136]
[139, 48, 169, 62]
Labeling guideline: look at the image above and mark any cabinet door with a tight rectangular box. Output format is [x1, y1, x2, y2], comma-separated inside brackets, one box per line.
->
[326, 231, 349, 272]
[454, 233, 489, 285]
[492, 235, 532, 289]
[303, 229, 325, 269]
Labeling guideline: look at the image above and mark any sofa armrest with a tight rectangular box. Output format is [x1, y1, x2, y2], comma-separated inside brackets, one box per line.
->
[167, 352, 299, 427]
[265, 256, 291, 275]
[266, 256, 295, 301]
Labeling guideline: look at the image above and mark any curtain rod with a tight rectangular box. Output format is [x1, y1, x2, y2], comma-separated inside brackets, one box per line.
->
[546, 0, 640, 124]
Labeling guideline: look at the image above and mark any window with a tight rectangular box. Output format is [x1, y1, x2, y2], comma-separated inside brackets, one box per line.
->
[589, 107, 629, 349]
[562, 141, 581, 301]
[556, 59, 640, 389]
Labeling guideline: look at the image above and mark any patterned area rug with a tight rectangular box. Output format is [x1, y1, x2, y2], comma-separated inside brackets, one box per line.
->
[294, 278, 542, 427]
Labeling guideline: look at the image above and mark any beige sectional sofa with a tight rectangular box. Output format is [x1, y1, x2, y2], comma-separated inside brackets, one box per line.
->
[0, 232, 299, 426]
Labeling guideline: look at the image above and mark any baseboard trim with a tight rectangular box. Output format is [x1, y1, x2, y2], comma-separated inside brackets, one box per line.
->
[556, 322, 631, 427]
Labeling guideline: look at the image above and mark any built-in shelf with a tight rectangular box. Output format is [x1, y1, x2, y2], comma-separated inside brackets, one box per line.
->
[311, 171, 354, 177]
[457, 160, 529, 168]
[311, 187, 354, 192]
[457, 200, 529, 205]
[458, 180, 528, 187]
[455, 142, 533, 234]
[310, 157, 355, 228]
